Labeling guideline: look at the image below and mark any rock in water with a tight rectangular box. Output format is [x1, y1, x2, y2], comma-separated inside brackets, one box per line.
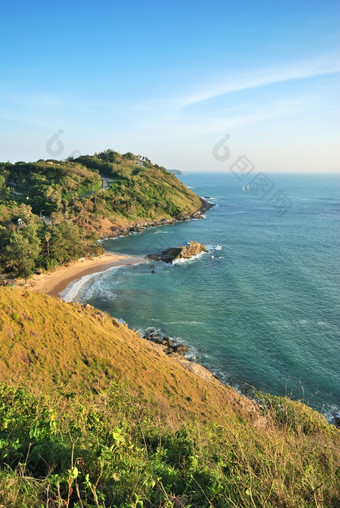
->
[176, 241, 207, 260]
[147, 241, 207, 264]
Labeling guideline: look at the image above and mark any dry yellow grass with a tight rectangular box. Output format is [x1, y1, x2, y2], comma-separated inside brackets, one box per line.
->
[0, 287, 258, 427]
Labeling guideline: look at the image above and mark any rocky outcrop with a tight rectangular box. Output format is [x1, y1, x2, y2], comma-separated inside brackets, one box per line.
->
[176, 241, 208, 260]
[177, 359, 216, 382]
[147, 241, 208, 264]
[142, 328, 219, 383]
[143, 328, 189, 357]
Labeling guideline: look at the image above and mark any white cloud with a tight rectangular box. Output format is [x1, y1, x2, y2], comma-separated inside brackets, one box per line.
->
[178, 54, 340, 107]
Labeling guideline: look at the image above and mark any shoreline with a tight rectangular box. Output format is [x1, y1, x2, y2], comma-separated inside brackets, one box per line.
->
[25, 199, 214, 299]
[96, 198, 214, 239]
[21, 207, 339, 426]
[28, 253, 146, 298]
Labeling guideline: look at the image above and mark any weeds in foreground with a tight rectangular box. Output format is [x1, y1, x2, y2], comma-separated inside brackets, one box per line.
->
[0, 383, 339, 507]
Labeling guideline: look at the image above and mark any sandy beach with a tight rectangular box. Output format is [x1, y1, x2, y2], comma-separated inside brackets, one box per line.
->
[29, 253, 146, 298]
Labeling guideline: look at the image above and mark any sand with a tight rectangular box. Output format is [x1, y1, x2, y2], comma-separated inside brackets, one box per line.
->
[28, 253, 146, 298]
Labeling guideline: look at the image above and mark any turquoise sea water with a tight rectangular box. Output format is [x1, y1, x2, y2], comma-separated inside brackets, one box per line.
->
[66, 173, 340, 419]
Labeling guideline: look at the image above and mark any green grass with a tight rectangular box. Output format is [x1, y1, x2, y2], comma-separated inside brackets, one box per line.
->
[0, 383, 339, 507]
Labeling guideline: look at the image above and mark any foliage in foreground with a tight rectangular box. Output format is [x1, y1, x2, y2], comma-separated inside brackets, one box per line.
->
[0, 383, 339, 507]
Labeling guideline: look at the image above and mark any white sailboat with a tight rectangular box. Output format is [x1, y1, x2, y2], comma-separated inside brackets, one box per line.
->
[247, 184, 250, 191]
[242, 186, 245, 192]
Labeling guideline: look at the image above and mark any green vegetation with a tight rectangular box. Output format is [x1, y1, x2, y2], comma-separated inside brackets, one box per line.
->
[1, 151, 338, 506]
[0, 150, 202, 280]
[0, 288, 339, 507]
[5, 225, 41, 281]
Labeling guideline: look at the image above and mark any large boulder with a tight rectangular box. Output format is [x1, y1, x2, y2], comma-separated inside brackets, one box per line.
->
[176, 241, 207, 260]
[147, 241, 207, 264]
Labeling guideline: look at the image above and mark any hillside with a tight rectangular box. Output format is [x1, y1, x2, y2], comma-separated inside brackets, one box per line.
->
[0, 150, 204, 280]
[0, 288, 339, 507]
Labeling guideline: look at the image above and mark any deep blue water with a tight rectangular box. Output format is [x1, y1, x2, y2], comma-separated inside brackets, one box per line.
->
[66, 173, 340, 418]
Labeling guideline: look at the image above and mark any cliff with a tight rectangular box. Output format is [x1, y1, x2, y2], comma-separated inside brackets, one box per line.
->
[0, 287, 339, 506]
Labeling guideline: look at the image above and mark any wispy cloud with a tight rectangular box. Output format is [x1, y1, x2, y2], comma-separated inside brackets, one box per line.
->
[126, 54, 339, 114]
[0, 53, 338, 141]
[178, 54, 340, 107]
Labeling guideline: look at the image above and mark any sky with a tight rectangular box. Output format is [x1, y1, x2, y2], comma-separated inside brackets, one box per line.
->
[0, 0, 339, 172]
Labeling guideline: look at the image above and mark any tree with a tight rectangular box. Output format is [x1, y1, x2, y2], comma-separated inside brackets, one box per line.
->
[0, 175, 10, 203]
[49, 221, 84, 263]
[5, 226, 41, 281]
[45, 231, 51, 259]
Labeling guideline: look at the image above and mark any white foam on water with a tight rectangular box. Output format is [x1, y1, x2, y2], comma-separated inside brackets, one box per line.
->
[172, 251, 206, 265]
[317, 321, 329, 327]
[61, 266, 119, 302]
[206, 244, 223, 251]
[150, 320, 203, 325]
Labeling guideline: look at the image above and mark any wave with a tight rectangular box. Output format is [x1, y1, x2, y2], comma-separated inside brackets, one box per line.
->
[317, 321, 330, 327]
[61, 266, 119, 302]
[323, 405, 340, 426]
[206, 244, 223, 251]
[171, 244, 222, 265]
[149, 318, 203, 325]
[192, 215, 206, 220]
[172, 251, 206, 265]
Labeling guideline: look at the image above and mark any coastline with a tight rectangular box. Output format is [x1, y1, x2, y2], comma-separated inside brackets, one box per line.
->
[28, 253, 146, 298]
[19, 201, 339, 426]
[27, 202, 228, 390]
[26, 199, 214, 300]
[96, 198, 214, 239]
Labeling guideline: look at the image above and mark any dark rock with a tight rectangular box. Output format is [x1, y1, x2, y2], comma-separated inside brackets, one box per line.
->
[199, 198, 215, 212]
[143, 328, 189, 356]
[130, 225, 143, 233]
[147, 241, 207, 264]
[163, 336, 172, 347]
[147, 254, 160, 261]
[151, 269, 156, 274]
[173, 344, 189, 355]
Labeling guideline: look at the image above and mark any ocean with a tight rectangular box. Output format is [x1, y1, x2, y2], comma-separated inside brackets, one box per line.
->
[64, 172, 340, 420]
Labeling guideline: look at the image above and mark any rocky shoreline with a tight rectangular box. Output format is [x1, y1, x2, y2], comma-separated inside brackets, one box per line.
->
[141, 327, 219, 382]
[96, 198, 218, 383]
[143, 328, 190, 356]
[100, 198, 214, 239]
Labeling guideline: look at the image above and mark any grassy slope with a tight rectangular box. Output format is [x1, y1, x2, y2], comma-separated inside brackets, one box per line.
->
[0, 288, 245, 425]
[0, 288, 339, 507]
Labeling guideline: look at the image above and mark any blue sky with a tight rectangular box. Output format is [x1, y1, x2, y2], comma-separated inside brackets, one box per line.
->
[1, 0, 339, 172]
